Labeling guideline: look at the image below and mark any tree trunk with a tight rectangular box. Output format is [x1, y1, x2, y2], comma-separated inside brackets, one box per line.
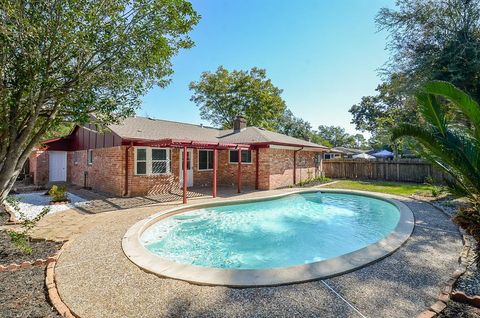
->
[0, 142, 37, 204]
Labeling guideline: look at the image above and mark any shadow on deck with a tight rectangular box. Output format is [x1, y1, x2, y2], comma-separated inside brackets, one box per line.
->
[68, 186, 258, 214]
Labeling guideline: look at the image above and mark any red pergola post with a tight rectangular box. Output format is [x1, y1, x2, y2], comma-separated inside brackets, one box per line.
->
[212, 147, 217, 198]
[255, 147, 259, 190]
[293, 150, 297, 185]
[183, 146, 187, 204]
[237, 148, 242, 193]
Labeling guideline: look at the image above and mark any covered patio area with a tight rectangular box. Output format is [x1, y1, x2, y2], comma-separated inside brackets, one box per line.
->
[128, 138, 255, 204]
[67, 185, 259, 214]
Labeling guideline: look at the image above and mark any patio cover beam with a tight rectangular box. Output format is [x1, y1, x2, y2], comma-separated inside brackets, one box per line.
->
[125, 138, 250, 150]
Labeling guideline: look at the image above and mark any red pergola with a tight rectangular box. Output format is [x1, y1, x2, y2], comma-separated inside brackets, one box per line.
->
[123, 138, 252, 204]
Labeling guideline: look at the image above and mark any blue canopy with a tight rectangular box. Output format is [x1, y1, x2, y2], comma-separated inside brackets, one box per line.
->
[372, 150, 394, 158]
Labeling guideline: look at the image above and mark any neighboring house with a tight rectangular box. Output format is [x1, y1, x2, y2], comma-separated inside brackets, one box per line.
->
[29, 116, 329, 197]
[324, 147, 369, 160]
[323, 152, 342, 160]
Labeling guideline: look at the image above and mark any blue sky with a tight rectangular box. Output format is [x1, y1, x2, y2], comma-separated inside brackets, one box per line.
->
[140, 0, 395, 135]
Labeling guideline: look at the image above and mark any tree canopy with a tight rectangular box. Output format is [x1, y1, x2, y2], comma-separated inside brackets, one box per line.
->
[350, 0, 480, 147]
[392, 81, 480, 209]
[0, 0, 199, 202]
[189, 66, 287, 130]
[277, 110, 313, 141]
[316, 125, 362, 148]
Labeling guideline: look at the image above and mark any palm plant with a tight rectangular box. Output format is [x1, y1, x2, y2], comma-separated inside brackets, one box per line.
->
[391, 80, 480, 211]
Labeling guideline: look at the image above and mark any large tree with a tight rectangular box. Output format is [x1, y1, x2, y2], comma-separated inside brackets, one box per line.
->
[316, 125, 356, 148]
[0, 0, 199, 202]
[277, 110, 312, 141]
[189, 66, 287, 130]
[350, 0, 480, 141]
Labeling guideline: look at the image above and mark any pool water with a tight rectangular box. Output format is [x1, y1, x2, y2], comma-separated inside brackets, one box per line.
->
[141, 192, 400, 269]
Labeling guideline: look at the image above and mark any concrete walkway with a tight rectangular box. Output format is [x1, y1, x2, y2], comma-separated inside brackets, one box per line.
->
[51, 188, 462, 317]
[29, 187, 263, 241]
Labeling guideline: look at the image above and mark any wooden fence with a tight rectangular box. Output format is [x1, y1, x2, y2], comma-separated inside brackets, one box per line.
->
[322, 159, 450, 183]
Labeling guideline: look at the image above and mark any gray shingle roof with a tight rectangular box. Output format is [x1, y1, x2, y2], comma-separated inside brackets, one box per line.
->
[108, 117, 220, 142]
[108, 116, 327, 149]
[219, 127, 327, 148]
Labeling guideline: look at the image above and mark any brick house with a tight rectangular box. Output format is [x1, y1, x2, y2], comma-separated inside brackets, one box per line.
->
[29, 116, 329, 200]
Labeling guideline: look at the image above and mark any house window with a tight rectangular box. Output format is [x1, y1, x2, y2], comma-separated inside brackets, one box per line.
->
[151, 148, 168, 174]
[87, 149, 93, 165]
[198, 150, 214, 170]
[324, 153, 339, 160]
[74, 151, 79, 165]
[135, 147, 170, 175]
[229, 150, 252, 164]
[136, 148, 147, 175]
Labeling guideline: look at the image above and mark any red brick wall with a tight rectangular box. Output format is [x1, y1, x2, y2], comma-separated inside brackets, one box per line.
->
[192, 149, 215, 188]
[265, 148, 294, 189]
[261, 148, 320, 189]
[67, 147, 125, 196]
[127, 147, 259, 194]
[29, 149, 49, 185]
[216, 149, 257, 189]
[127, 147, 180, 196]
[32, 145, 323, 196]
[295, 151, 319, 182]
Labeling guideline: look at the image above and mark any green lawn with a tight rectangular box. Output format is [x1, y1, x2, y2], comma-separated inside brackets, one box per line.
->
[322, 180, 434, 197]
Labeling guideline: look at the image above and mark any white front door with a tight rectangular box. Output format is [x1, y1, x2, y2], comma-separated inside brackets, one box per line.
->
[179, 149, 193, 188]
[49, 151, 67, 182]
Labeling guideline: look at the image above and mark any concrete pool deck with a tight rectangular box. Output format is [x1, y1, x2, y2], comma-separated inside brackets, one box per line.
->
[53, 187, 463, 317]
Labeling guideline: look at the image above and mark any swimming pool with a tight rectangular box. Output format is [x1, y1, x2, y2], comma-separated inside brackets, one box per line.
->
[123, 190, 414, 286]
[141, 192, 400, 269]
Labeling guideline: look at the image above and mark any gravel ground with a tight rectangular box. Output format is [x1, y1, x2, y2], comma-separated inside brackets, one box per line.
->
[54, 193, 463, 318]
[425, 197, 480, 299]
[438, 300, 480, 318]
[455, 235, 480, 297]
[0, 266, 61, 318]
[0, 230, 62, 264]
[6, 192, 87, 220]
[456, 266, 480, 296]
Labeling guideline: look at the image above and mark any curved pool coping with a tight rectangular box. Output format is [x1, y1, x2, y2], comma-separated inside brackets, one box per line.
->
[122, 189, 415, 287]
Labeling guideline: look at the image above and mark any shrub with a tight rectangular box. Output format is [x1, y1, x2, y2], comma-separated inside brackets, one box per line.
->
[48, 185, 68, 202]
[297, 176, 331, 187]
[424, 176, 445, 198]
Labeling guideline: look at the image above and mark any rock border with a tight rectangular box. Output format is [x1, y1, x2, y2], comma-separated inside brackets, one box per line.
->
[0, 247, 75, 317]
[416, 201, 474, 318]
[0, 256, 57, 272]
[46, 257, 76, 318]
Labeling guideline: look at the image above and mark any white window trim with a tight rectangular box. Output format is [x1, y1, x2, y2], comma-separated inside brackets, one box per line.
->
[197, 149, 217, 171]
[151, 148, 171, 176]
[134, 147, 148, 175]
[134, 147, 171, 176]
[87, 149, 93, 165]
[228, 149, 253, 164]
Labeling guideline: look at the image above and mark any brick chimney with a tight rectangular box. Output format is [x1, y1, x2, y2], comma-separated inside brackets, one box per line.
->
[233, 115, 247, 132]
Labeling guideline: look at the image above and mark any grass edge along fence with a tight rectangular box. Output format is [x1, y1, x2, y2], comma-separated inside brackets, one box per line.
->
[322, 159, 451, 183]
